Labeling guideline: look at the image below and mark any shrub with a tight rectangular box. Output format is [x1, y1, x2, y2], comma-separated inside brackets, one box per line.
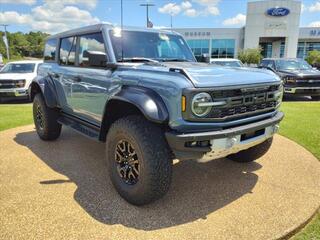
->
[238, 48, 263, 65]
[305, 50, 320, 66]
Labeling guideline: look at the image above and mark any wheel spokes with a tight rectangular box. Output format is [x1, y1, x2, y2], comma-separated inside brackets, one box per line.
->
[114, 140, 140, 185]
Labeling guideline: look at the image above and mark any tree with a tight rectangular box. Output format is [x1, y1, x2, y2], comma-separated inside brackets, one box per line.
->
[238, 48, 263, 65]
[305, 50, 320, 67]
[0, 31, 49, 60]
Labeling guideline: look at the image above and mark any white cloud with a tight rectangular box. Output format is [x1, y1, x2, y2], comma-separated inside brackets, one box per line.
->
[0, 0, 36, 5]
[158, 3, 182, 16]
[308, 21, 320, 27]
[158, 0, 220, 17]
[0, 1, 100, 33]
[301, 3, 305, 13]
[222, 13, 246, 26]
[192, 0, 220, 15]
[43, 0, 97, 10]
[181, 1, 192, 9]
[0, 11, 32, 24]
[309, 1, 320, 12]
[184, 8, 198, 17]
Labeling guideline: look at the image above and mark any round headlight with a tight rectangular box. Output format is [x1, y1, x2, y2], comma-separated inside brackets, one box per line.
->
[191, 92, 212, 117]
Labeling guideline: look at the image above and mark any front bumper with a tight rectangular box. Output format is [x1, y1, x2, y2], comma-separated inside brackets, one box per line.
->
[284, 87, 320, 96]
[165, 111, 284, 160]
[0, 88, 29, 98]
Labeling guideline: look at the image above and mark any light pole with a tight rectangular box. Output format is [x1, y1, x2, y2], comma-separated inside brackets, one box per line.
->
[170, 3, 176, 29]
[1, 24, 9, 60]
[140, 3, 155, 28]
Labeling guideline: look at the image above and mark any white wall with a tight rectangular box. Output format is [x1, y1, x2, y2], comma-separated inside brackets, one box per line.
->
[244, 0, 301, 58]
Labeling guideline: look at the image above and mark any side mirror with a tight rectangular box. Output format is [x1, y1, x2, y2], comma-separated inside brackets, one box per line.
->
[198, 53, 210, 63]
[83, 50, 107, 67]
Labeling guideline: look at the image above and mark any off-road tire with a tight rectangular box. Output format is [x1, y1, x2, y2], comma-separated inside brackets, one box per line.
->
[33, 93, 61, 141]
[228, 137, 273, 163]
[311, 96, 320, 101]
[106, 115, 172, 205]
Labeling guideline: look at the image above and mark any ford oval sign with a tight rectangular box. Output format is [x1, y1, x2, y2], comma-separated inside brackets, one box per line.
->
[267, 7, 290, 17]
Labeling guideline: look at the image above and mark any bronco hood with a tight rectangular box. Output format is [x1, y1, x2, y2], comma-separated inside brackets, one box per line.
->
[163, 62, 280, 88]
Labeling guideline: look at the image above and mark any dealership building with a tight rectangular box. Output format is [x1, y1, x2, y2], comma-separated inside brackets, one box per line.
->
[172, 0, 320, 59]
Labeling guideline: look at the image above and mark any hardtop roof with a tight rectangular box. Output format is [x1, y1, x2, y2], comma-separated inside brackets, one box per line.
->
[47, 23, 179, 40]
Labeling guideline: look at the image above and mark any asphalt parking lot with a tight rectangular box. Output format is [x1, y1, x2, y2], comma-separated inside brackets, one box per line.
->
[1, 125, 320, 240]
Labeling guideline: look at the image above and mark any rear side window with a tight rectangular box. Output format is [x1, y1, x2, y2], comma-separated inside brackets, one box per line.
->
[59, 36, 76, 66]
[44, 38, 57, 62]
[78, 33, 107, 68]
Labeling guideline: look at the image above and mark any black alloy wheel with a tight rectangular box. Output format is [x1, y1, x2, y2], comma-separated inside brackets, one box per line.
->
[115, 140, 140, 185]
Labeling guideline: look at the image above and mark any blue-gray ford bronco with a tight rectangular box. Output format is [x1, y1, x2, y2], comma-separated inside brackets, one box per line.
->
[31, 24, 284, 205]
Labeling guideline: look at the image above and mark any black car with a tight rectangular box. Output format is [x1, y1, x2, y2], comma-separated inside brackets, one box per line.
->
[259, 58, 320, 100]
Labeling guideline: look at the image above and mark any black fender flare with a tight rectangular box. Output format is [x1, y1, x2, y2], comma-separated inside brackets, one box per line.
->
[100, 86, 169, 140]
[30, 74, 59, 108]
[111, 86, 169, 123]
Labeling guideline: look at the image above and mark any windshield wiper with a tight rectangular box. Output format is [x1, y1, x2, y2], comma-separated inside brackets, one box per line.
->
[118, 57, 159, 63]
[160, 58, 192, 62]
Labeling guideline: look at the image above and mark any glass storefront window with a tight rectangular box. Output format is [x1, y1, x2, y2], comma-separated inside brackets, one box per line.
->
[186, 39, 210, 58]
[296, 42, 320, 59]
[260, 43, 272, 58]
[211, 39, 235, 58]
[280, 42, 285, 58]
[297, 42, 306, 59]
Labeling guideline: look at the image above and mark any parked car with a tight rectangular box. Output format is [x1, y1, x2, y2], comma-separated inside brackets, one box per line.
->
[210, 58, 244, 67]
[259, 58, 320, 100]
[31, 24, 284, 205]
[0, 60, 43, 102]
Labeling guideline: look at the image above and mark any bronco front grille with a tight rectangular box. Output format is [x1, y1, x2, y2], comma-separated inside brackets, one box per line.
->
[183, 84, 282, 122]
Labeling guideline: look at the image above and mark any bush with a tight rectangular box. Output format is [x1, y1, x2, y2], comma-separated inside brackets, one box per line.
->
[306, 50, 320, 67]
[238, 48, 263, 65]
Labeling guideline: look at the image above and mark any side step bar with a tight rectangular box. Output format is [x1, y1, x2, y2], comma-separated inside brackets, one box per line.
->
[58, 113, 100, 141]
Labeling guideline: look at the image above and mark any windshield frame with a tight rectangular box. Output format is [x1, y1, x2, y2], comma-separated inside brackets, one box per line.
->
[275, 59, 312, 71]
[0, 63, 36, 74]
[108, 29, 196, 63]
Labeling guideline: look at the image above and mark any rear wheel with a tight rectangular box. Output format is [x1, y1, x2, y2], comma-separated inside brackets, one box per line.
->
[228, 137, 273, 163]
[33, 93, 62, 141]
[106, 115, 172, 205]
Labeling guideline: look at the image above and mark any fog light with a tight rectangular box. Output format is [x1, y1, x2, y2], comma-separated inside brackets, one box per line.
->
[185, 140, 210, 148]
[226, 137, 237, 148]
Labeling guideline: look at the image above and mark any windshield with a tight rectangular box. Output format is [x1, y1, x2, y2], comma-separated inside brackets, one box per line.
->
[110, 30, 195, 62]
[211, 61, 243, 67]
[276, 59, 312, 71]
[0, 63, 35, 73]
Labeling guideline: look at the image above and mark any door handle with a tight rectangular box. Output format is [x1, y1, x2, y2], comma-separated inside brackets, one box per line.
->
[72, 76, 82, 82]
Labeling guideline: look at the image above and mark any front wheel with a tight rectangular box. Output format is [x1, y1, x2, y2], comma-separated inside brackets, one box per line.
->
[33, 93, 62, 141]
[228, 137, 273, 163]
[106, 115, 172, 205]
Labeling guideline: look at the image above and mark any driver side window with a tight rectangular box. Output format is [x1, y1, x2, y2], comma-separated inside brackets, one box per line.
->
[78, 32, 107, 68]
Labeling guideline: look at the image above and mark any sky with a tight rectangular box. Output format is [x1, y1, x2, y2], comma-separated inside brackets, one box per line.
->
[0, 0, 320, 33]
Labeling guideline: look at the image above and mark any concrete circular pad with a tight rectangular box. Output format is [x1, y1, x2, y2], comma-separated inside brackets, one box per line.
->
[1, 125, 320, 240]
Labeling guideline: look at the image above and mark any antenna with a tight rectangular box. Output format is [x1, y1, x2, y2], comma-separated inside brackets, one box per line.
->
[121, 0, 124, 61]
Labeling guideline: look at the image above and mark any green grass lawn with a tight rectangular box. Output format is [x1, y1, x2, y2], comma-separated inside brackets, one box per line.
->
[0, 103, 33, 131]
[278, 102, 320, 240]
[0, 101, 319, 238]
